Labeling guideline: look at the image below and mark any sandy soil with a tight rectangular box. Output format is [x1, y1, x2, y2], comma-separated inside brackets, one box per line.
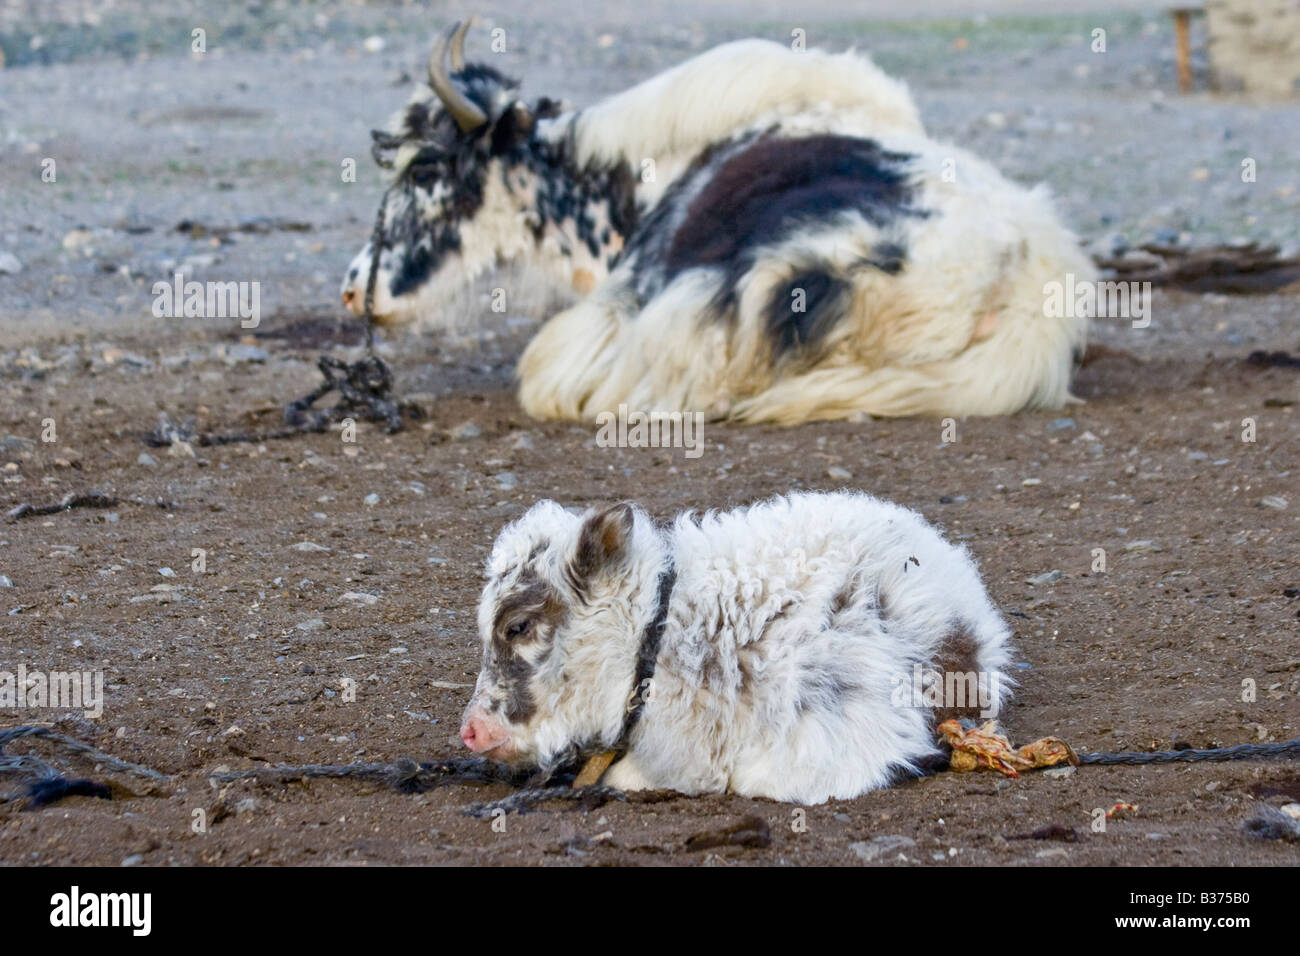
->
[1, 2, 1298, 866]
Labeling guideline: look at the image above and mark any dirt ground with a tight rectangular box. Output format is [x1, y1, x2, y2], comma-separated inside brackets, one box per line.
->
[1, 2, 1299, 866]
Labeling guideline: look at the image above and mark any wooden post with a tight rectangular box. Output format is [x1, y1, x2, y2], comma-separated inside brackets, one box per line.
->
[1174, 8, 1193, 92]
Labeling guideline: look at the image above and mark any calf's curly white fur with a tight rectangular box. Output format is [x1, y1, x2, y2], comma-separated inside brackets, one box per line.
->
[460, 492, 1013, 804]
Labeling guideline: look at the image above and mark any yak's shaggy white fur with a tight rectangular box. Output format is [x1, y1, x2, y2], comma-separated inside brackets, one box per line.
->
[565, 39, 925, 207]
[346, 35, 1092, 425]
[463, 492, 1013, 804]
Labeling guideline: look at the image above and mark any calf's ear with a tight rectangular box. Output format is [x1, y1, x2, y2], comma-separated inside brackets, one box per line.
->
[572, 503, 635, 582]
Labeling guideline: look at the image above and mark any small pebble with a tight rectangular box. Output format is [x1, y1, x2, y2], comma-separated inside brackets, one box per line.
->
[1124, 539, 1160, 552]
[136, 452, 158, 467]
[826, 466, 853, 481]
[363, 493, 380, 507]
[450, 422, 481, 440]
[849, 834, 914, 863]
[220, 344, 269, 364]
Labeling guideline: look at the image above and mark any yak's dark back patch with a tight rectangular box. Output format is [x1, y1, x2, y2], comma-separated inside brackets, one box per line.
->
[767, 271, 851, 356]
[623, 132, 923, 325]
[665, 135, 915, 277]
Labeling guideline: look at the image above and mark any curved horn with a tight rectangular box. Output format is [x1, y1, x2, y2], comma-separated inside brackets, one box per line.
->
[448, 18, 473, 72]
[428, 22, 487, 133]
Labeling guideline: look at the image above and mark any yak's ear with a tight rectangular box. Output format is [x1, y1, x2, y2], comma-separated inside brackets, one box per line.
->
[534, 96, 563, 119]
[489, 100, 537, 155]
[571, 503, 635, 582]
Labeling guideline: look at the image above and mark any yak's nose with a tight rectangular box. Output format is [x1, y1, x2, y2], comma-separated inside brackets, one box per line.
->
[460, 711, 508, 753]
[340, 263, 365, 315]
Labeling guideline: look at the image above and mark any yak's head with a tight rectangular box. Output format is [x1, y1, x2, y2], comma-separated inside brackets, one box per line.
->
[460, 501, 663, 768]
[341, 21, 565, 325]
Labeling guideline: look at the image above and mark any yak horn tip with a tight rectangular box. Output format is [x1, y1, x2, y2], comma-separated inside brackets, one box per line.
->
[426, 19, 488, 133]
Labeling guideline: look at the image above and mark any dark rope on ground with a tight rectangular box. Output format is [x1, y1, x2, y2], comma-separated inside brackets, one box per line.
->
[7, 492, 118, 521]
[142, 186, 419, 448]
[1077, 738, 1300, 765]
[0, 725, 169, 810]
[9, 725, 1298, 814]
[6, 491, 174, 522]
[209, 755, 533, 793]
[207, 753, 688, 817]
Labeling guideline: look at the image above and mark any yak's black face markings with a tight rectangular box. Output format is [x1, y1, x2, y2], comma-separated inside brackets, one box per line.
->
[625, 132, 926, 349]
[485, 569, 569, 723]
[365, 65, 638, 303]
[370, 64, 523, 298]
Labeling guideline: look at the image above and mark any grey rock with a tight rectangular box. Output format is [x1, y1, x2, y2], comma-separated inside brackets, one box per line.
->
[219, 343, 269, 363]
[450, 421, 482, 440]
[1026, 570, 1063, 585]
[1, 436, 36, 459]
[849, 834, 915, 862]
[1124, 540, 1161, 553]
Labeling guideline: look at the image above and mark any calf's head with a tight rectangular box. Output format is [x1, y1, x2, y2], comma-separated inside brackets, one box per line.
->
[460, 501, 656, 767]
[341, 20, 563, 325]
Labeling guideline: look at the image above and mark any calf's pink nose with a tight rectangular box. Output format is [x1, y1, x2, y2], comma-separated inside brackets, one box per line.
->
[460, 721, 480, 750]
[460, 712, 507, 753]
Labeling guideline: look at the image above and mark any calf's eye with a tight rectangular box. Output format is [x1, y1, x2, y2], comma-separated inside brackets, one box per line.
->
[505, 619, 532, 639]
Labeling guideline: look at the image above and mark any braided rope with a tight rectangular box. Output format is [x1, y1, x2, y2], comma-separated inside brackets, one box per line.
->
[7, 722, 1298, 814]
[1077, 738, 1300, 765]
[0, 725, 168, 781]
[209, 755, 531, 793]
